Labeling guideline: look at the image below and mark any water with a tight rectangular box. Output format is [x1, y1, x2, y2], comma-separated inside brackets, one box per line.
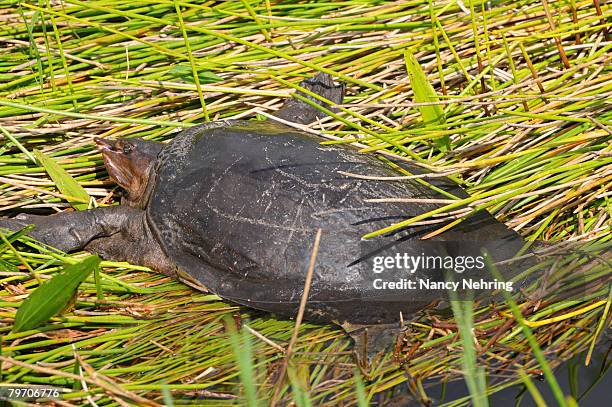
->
[491, 342, 610, 406]
[398, 340, 610, 406]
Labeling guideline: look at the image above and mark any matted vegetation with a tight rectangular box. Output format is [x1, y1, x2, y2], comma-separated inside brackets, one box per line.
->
[0, 0, 610, 405]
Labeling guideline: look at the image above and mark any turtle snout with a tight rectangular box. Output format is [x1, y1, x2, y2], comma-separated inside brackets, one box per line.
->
[94, 137, 115, 151]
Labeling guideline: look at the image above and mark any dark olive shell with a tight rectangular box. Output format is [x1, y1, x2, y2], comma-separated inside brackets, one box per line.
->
[146, 121, 523, 324]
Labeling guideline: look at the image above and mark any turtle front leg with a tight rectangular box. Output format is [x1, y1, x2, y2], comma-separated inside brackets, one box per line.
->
[1, 206, 178, 280]
[84, 223, 178, 278]
[0, 206, 140, 253]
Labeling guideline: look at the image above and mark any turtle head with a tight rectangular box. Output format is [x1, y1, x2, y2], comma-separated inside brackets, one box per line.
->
[94, 137, 163, 208]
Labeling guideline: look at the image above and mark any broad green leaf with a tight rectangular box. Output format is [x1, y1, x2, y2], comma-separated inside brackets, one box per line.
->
[33, 149, 91, 210]
[12, 255, 100, 333]
[404, 51, 449, 150]
[168, 65, 224, 84]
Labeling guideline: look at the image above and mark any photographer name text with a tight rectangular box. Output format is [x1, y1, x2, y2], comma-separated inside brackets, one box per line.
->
[372, 277, 513, 292]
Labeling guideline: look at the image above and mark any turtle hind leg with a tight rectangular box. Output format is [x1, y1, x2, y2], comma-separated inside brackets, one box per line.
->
[341, 321, 403, 369]
[274, 72, 344, 125]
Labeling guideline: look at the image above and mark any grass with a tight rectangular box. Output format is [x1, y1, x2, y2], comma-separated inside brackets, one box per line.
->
[0, 0, 610, 405]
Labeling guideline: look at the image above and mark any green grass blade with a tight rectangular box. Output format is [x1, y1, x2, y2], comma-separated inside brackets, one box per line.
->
[168, 65, 224, 84]
[0, 226, 36, 273]
[449, 297, 488, 407]
[404, 51, 449, 150]
[518, 368, 547, 407]
[585, 285, 611, 365]
[161, 383, 175, 407]
[486, 255, 569, 407]
[0, 225, 36, 251]
[173, 0, 209, 121]
[0, 258, 18, 272]
[288, 363, 312, 407]
[0, 99, 190, 128]
[0, 125, 36, 163]
[354, 369, 369, 407]
[227, 319, 259, 406]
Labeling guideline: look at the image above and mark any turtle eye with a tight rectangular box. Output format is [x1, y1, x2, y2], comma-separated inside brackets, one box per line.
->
[122, 143, 134, 154]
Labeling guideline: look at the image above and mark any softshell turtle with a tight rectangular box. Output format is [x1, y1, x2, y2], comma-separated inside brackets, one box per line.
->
[0, 74, 527, 351]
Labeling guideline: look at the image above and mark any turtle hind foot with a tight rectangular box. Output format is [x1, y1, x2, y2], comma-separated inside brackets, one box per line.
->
[274, 72, 344, 125]
[341, 321, 403, 371]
